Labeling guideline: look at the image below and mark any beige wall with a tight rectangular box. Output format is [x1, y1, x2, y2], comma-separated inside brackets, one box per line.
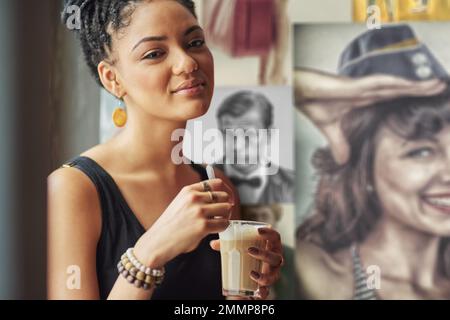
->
[289, 0, 353, 23]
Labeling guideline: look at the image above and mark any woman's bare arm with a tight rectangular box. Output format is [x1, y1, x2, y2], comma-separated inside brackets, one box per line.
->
[47, 167, 102, 299]
[47, 167, 156, 300]
[294, 68, 447, 164]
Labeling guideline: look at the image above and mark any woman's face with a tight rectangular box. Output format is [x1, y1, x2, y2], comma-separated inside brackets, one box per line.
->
[374, 123, 450, 236]
[110, 0, 214, 122]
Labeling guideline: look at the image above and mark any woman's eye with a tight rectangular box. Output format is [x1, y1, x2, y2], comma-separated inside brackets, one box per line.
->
[188, 39, 205, 48]
[405, 147, 435, 159]
[143, 50, 165, 60]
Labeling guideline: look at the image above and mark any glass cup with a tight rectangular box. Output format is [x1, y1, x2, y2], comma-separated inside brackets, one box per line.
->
[218, 220, 269, 298]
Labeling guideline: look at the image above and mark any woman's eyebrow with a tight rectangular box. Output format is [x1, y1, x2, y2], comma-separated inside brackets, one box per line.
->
[401, 136, 438, 147]
[132, 35, 167, 52]
[131, 25, 203, 52]
[184, 25, 202, 36]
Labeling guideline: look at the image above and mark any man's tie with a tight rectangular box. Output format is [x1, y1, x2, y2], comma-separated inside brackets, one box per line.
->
[230, 176, 262, 188]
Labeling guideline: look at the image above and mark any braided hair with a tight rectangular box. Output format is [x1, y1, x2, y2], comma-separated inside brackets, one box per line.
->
[61, 0, 197, 87]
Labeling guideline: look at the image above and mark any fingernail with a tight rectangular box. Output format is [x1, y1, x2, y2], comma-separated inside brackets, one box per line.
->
[250, 271, 260, 279]
[258, 228, 267, 234]
[248, 247, 259, 255]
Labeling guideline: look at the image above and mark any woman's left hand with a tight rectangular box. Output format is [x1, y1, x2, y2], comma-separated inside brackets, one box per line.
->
[210, 227, 284, 300]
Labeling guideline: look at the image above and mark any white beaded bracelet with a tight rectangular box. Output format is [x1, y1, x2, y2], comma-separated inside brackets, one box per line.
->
[126, 248, 165, 278]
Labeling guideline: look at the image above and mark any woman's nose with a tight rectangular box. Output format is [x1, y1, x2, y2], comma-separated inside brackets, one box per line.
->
[172, 50, 198, 75]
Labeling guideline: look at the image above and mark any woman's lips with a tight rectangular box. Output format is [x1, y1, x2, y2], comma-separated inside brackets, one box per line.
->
[423, 195, 450, 214]
[172, 79, 206, 97]
[173, 82, 205, 96]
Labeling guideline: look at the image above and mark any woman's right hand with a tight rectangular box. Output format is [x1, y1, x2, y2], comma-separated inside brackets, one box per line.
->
[294, 68, 447, 164]
[133, 178, 234, 268]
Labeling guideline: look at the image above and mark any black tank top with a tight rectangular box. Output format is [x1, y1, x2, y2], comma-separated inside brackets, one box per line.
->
[63, 156, 224, 300]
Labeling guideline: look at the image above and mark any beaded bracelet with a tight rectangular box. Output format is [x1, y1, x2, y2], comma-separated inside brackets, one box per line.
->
[117, 248, 165, 290]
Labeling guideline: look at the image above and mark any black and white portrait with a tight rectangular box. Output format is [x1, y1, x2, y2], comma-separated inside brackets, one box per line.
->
[184, 86, 295, 205]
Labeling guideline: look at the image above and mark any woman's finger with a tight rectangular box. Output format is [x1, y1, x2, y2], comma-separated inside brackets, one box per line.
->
[255, 286, 270, 300]
[201, 202, 233, 219]
[357, 74, 413, 91]
[188, 178, 226, 192]
[248, 247, 284, 268]
[352, 77, 446, 103]
[349, 84, 445, 107]
[258, 228, 283, 253]
[394, 78, 444, 91]
[360, 81, 446, 101]
[358, 75, 440, 91]
[213, 179, 236, 206]
[250, 270, 280, 287]
[393, 81, 447, 97]
[205, 218, 230, 233]
[188, 178, 235, 205]
[209, 239, 220, 251]
[193, 191, 230, 204]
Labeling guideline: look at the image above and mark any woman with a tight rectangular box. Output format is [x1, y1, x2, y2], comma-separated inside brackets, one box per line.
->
[48, 0, 283, 300]
[294, 24, 450, 299]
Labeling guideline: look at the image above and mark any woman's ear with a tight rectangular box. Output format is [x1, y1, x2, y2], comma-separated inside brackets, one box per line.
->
[98, 61, 124, 98]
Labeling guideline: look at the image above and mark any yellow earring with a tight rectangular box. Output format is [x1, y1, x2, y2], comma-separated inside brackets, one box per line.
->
[112, 98, 127, 127]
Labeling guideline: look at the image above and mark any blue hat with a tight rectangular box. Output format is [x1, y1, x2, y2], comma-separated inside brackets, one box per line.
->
[338, 24, 449, 81]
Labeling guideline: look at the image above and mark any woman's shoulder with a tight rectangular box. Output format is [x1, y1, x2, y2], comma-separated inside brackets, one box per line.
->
[47, 166, 102, 248]
[47, 144, 110, 229]
[48, 144, 108, 190]
[295, 240, 354, 299]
